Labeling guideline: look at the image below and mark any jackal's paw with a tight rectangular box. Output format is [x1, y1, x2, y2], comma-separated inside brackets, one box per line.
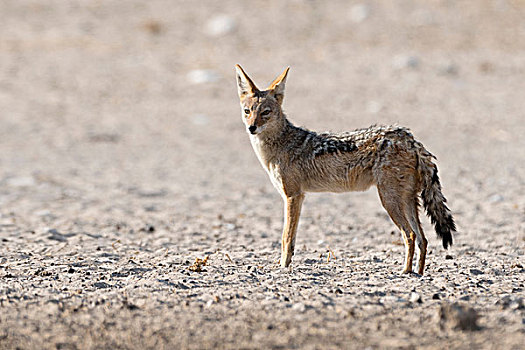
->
[401, 268, 413, 274]
[401, 269, 423, 277]
[280, 254, 293, 268]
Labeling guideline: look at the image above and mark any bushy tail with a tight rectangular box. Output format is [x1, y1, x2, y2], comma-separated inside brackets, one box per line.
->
[418, 152, 456, 249]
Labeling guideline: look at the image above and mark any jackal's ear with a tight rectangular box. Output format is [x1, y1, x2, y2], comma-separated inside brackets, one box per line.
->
[235, 64, 258, 97]
[267, 67, 289, 104]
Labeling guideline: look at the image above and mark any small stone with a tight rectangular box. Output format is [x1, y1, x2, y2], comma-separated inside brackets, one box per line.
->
[445, 255, 454, 260]
[206, 15, 236, 37]
[144, 205, 157, 212]
[510, 299, 523, 310]
[187, 69, 220, 84]
[349, 4, 370, 23]
[5, 176, 35, 187]
[122, 300, 140, 310]
[410, 292, 422, 303]
[479, 61, 494, 73]
[176, 282, 190, 290]
[496, 295, 523, 310]
[488, 194, 504, 203]
[469, 269, 484, 276]
[366, 101, 383, 114]
[392, 55, 420, 70]
[432, 293, 441, 300]
[34, 209, 53, 217]
[94, 282, 111, 289]
[280, 295, 290, 302]
[223, 223, 236, 231]
[380, 296, 406, 303]
[141, 19, 163, 35]
[439, 303, 480, 331]
[47, 229, 67, 242]
[135, 189, 167, 198]
[191, 114, 209, 126]
[439, 63, 459, 76]
[67, 267, 75, 274]
[88, 132, 120, 143]
[292, 303, 306, 313]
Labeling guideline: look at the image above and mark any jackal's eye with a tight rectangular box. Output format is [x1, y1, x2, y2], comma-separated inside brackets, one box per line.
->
[244, 109, 250, 115]
[261, 109, 271, 116]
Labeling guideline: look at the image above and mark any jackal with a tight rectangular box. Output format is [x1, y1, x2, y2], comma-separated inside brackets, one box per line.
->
[235, 65, 456, 275]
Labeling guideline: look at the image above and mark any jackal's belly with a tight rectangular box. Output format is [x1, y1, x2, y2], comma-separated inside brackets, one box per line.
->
[303, 166, 375, 193]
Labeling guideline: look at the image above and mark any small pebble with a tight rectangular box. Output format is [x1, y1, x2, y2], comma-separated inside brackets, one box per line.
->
[410, 292, 422, 303]
[366, 101, 383, 114]
[292, 303, 306, 313]
[438, 63, 459, 76]
[142, 19, 163, 35]
[392, 55, 420, 70]
[93, 282, 111, 289]
[488, 194, 504, 203]
[191, 114, 210, 126]
[223, 223, 236, 231]
[469, 269, 484, 276]
[349, 4, 370, 23]
[187, 69, 220, 84]
[5, 176, 35, 187]
[206, 15, 236, 37]
[439, 303, 480, 331]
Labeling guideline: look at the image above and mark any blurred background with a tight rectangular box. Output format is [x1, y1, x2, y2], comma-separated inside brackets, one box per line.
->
[1, 1, 524, 348]
[0, 0, 524, 233]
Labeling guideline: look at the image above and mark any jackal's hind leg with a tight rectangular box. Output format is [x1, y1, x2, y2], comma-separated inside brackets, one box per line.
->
[377, 185, 416, 274]
[400, 230, 416, 274]
[408, 203, 428, 275]
[280, 194, 304, 268]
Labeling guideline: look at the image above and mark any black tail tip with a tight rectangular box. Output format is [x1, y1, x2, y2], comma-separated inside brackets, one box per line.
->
[437, 220, 455, 249]
[442, 234, 453, 249]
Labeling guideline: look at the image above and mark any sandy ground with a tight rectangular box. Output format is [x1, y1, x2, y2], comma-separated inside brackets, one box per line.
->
[1, 0, 524, 349]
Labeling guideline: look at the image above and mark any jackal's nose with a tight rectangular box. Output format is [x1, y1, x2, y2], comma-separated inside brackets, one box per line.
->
[248, 126, 257, 134]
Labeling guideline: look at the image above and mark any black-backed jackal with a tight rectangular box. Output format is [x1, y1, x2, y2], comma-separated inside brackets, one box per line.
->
[235, 65, 456, 275]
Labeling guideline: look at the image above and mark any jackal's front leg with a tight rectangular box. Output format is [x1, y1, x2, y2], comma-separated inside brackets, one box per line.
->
[280, 194, 305, 268]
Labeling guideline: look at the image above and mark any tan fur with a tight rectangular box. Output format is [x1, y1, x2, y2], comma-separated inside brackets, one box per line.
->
[235, 65, 456, 275]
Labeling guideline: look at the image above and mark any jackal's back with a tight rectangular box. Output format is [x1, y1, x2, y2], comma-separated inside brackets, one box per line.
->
[285, 124, 418, 169]
[277, 124, 419, 193]
[310, 124, 415, 157]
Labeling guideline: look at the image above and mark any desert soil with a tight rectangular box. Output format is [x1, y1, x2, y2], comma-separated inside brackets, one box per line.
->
[1, 0, 524, 349]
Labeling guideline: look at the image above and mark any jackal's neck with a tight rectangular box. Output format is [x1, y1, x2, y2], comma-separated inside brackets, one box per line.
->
[249, 113, 300, 166]
[256, 114, 297, 143]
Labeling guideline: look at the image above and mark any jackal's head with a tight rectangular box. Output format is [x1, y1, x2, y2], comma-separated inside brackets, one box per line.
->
[235, 65, 289, 136]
